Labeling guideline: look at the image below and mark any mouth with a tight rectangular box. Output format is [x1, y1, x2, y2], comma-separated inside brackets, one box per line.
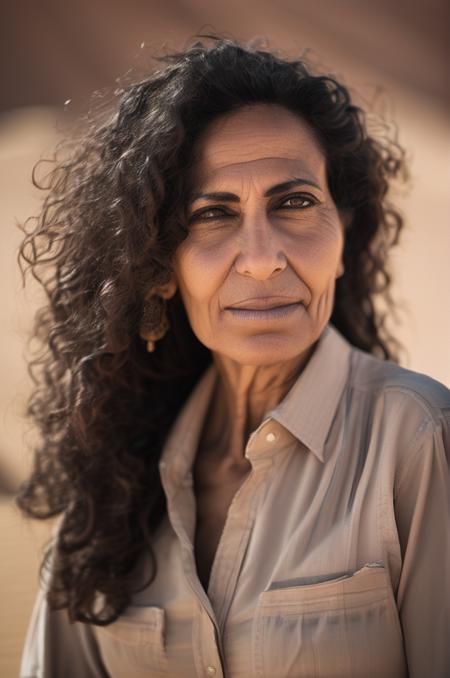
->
[224, 299, 305, 321]
[226, 296, 303, 311]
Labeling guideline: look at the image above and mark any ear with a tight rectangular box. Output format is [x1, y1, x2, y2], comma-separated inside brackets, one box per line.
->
[338, 208, 353, 232]
[336, 255, 345, 279]
[145, 276, 178, 301]
[336, 209, 352, 280]
[158, 277, 178, 300]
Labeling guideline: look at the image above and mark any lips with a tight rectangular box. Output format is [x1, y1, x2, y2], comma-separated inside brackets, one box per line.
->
[225, 296, 303, 311]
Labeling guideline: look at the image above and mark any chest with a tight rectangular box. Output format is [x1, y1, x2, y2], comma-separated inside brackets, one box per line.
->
[192, 454, 251, 591]
[98, 457, 406, 678]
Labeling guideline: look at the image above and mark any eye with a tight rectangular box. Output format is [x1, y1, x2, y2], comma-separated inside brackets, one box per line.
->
[188, 206, 233, 224]
[277, 193, 318, 209]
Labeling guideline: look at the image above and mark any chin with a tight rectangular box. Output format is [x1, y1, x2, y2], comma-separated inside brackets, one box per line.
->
[216, 333, 312, 367]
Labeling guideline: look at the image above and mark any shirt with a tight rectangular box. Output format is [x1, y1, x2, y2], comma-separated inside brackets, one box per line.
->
[20, 322, 450, 678]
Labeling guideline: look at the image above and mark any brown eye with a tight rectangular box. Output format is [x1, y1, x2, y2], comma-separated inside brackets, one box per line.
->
[279, 194, 317, 209]
[189, 207, 232, 223]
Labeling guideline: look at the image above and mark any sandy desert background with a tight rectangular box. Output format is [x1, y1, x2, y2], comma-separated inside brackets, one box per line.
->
[1, 1, 449, 675]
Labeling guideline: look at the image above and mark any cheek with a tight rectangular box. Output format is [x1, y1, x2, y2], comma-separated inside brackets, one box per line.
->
[288, 226, 343, 287]
[173, 239, 231, 322]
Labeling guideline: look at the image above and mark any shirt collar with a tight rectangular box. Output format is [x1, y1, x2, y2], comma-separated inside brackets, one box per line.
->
[267, 323, 351, 462]
[160, 322, 352, 479]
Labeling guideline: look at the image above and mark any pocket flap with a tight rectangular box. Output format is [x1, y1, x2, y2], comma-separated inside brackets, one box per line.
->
[97, 605, 165, 645]
[259, 562, 389, 613]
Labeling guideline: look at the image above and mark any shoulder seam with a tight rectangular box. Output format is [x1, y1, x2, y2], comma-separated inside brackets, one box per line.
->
[394, 417, 446, 497]
[347, 379, 448, 427]
[382, 385, 446, 424]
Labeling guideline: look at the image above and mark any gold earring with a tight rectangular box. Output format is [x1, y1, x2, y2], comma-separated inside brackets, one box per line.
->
[139, 280, 177, 352]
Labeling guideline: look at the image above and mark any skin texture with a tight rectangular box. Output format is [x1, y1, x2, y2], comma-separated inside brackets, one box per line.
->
[172, 103, 345, 473]
[15, 41, 407, 619]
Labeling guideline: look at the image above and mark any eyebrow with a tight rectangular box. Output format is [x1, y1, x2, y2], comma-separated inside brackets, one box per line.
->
[191, 177, 322, 203]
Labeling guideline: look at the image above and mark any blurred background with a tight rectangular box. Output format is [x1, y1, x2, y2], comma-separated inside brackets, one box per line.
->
[1, 0, 449, 674]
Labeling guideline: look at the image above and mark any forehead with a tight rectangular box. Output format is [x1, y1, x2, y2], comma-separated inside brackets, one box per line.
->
[190, 104, 327, 187]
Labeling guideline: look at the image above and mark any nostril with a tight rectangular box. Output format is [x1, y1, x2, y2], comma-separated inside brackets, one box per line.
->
[234, 249, 288, 279]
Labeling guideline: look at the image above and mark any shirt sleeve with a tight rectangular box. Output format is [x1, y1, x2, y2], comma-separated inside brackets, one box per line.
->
[20, 562, 108, 678]
[395, 413, 450, 678]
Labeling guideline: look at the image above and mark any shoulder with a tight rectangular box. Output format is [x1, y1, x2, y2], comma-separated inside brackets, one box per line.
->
[344, 346, 450, 478]
[348, 345, 450, 425]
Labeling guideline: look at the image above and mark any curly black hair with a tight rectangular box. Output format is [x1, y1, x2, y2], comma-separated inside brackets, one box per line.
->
[16, 35, 407, 625]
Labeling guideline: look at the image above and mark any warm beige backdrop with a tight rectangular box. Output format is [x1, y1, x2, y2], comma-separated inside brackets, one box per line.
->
[1, 2, 449, 675]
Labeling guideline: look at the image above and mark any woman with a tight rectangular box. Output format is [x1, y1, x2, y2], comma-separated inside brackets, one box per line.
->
[18, 37, 449, 678]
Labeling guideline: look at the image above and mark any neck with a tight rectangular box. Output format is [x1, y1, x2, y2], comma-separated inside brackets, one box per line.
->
[201, 346, 315, 469]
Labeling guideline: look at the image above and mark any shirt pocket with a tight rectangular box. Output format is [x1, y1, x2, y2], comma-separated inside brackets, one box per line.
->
[252, 563, 406, 678]
[95, 605, 168, 678]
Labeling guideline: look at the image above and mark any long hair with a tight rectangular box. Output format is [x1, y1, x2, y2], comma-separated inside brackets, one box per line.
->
[16, 36, 407, 624]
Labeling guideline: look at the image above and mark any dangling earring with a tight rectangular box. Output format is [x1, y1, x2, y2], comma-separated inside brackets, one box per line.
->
[139, 279, 177, 352]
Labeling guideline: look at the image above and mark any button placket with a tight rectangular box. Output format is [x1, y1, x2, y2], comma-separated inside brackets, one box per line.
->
[193, 611, 224, 678]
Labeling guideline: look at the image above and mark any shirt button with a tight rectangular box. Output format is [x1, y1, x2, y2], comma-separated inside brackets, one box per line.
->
[265, 431, 276, 443]
[206, 666, 216, 676]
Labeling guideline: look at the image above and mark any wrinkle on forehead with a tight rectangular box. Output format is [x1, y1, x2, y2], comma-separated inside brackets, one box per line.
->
[191, 104, 327, 189]
[194, 156, 325, 190]
[196, 133, 325, 169]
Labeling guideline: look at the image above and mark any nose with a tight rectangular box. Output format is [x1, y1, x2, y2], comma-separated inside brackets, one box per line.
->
[234, 213, 287, 280]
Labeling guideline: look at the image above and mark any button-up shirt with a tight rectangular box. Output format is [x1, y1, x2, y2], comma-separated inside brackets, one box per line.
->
[21, 323, 450, 678]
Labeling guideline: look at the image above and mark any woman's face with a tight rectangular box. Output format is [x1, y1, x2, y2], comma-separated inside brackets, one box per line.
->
[173, 104, 345, 367]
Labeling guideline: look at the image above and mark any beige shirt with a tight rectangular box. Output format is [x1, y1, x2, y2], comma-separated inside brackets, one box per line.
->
[21, 323, 450, 678]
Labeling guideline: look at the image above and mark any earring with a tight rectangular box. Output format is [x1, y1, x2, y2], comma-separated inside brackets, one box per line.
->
[139, 279, 177, 352]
